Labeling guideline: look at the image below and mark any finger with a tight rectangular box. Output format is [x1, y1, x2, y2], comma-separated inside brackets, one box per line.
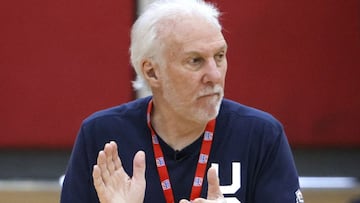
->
[179, 199, 191, 203]
[92, 165, 106, 195]
[110, 141, 122, 170]
[104, 143, 116, 175]
[206, 167, 223, 200]
[132, 150, 146, 185]
[97, 150, 111, 185]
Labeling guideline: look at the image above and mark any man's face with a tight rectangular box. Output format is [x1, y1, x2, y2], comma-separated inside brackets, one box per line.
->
[157, 16, 228, 123]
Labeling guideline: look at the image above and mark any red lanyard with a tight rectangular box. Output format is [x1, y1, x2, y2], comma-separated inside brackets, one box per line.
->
[146, 99, 216, 203]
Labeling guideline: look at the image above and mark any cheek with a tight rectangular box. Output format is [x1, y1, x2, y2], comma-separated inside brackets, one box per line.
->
[170, 68, 199, 85]
[174, 76, 201, 98]
[165, 65, 204, 95]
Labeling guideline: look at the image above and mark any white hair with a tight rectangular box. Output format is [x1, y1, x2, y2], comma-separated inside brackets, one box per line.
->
[130, 0, 222, 92]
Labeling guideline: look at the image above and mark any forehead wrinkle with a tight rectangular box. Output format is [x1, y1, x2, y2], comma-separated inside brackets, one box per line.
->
[182, 39, 227, 54]
[163, 37, 227, 63]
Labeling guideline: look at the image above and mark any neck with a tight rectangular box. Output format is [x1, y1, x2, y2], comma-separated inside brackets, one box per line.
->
[151, 103, 207, 151]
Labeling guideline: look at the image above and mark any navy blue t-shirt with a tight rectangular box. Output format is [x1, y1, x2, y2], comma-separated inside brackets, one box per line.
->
[60, 97, 302, 203]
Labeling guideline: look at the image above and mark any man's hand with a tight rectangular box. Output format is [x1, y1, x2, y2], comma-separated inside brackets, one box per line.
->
[179, 167, 226, 203]
[92, 141, 146, 203]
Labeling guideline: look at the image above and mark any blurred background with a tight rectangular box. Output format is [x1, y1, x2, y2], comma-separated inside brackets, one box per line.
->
[1, 0, 359, 202]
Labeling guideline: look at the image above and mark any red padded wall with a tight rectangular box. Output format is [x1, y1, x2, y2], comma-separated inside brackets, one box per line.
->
[0, 0, 134, 148]
[1, 0, 359, 148]
[211, 0, 360, 147]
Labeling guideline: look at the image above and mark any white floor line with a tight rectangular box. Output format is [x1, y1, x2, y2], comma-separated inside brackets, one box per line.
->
[300, 177, 359, 189]
[0, 180, 60, 192]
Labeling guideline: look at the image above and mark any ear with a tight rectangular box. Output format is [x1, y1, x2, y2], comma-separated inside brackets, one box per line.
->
[141, 59, 160, 87]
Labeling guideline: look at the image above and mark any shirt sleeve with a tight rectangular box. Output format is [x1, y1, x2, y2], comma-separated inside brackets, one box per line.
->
[60, 125, 100, 203]
[252, 124, 303, 203]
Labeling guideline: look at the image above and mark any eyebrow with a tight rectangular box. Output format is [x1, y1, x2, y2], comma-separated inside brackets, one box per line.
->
[218, 45, 228, 52]
[183, 45, 228, 56]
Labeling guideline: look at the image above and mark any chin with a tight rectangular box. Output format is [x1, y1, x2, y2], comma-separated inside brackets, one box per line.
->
[192, 104, 221, 123]
[192, 113, 217, 124]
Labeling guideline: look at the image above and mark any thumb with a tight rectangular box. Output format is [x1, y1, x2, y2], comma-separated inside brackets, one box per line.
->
[206, 167, 223, 200]
[132, 151, 146, 184]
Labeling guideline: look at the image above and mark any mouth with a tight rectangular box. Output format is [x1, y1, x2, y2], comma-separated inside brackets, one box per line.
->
[197, 85, 224, 100]
[198, 92, 221, 99]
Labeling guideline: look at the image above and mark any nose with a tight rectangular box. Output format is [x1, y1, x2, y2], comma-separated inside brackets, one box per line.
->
[202, 58, 223, 84]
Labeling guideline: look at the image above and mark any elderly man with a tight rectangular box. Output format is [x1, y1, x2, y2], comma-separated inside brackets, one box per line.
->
[60, 0, 303, 203]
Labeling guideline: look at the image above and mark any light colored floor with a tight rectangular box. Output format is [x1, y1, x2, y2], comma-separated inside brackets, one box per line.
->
[0, 189, 359, 203]
[0, 191, 60, 203]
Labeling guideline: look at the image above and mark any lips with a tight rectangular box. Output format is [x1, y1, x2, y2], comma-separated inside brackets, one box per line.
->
[198, 92, 220, 100]
[197, 85, 224, 99]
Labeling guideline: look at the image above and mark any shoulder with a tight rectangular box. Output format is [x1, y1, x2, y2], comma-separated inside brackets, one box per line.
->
[219, 98, 283, 131]
[82, 96, 151, 126]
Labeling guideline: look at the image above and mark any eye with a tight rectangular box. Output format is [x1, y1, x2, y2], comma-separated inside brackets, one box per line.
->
[215, 52, 225, 62]
[188, 57, 204, 66]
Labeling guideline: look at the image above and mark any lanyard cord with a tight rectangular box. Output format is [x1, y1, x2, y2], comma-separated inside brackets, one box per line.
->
[146, 99, 216, 203]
